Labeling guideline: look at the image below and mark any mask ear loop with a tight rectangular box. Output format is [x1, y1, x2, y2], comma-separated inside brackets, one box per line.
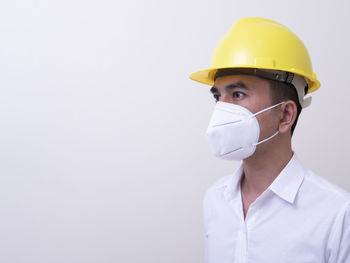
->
[252, 131, 279, 146]
[250, 101, 285, 118]
[251, 101, 285, 146]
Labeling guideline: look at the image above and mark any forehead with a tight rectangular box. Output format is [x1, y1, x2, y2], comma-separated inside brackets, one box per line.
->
[213, 74, 270, 93]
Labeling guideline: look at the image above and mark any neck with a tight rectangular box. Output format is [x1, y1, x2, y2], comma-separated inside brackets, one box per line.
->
[241, 135, 293, 196]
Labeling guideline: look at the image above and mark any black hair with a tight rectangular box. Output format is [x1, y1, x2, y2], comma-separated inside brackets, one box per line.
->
[266, 80, 302, 136]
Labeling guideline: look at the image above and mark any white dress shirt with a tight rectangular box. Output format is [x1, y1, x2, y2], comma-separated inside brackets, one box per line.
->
[203, 154, 350, 263]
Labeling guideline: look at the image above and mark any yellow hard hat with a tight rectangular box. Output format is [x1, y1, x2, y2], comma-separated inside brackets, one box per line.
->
[189, 17, 320, 94]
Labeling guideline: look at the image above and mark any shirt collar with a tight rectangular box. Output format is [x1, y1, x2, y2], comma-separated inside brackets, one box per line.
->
[215, 153, 306, 204]
[268, 153, 306, 204]
[215, 165, 244, 203]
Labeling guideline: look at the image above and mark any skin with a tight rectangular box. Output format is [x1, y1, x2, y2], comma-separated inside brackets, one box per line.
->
[211, 74, 298, 219]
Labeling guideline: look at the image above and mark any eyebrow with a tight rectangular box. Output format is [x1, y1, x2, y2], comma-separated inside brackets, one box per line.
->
[210, 81, 249, 94]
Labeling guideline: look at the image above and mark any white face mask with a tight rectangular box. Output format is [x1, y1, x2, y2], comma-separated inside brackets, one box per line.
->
[206, 101, 284, 161]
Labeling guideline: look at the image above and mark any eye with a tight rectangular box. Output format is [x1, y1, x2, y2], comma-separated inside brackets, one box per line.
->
[233, 91, 245, 99]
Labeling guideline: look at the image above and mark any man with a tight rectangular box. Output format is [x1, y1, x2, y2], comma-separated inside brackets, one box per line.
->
[189, 17, 350, 263]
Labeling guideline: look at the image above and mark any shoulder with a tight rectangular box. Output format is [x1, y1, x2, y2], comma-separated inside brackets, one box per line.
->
[297, 169, 350, 221]
[302, 170, 350, 204]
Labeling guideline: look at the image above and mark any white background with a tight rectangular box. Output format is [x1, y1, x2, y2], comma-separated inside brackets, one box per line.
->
[1, 0, 349, 262]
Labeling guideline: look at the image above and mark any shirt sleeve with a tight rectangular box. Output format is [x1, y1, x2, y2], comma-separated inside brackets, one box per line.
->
[202, 189, 212, 263]
[327, 202, 350, 263]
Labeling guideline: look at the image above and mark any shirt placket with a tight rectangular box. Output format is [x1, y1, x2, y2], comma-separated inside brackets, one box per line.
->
[234, 220, 248, 263]
[228, 188, 259, 263]
[227, 195, 247, 263]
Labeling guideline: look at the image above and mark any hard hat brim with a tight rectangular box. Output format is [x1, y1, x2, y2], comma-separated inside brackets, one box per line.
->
[189, 66, 320, 94]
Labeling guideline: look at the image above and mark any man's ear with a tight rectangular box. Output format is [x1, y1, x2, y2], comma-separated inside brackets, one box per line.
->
[278, 100, 297, 134]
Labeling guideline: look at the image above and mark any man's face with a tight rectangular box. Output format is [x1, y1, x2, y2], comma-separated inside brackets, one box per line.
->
[210, 74, 280, 146]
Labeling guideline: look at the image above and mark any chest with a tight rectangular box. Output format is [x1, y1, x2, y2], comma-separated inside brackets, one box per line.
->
[205, 197, 331, 263]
